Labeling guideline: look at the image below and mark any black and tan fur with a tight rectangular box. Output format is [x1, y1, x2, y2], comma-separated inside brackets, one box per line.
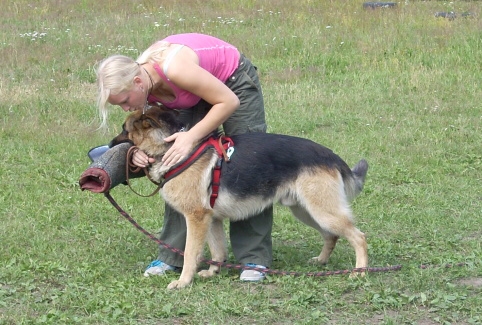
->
[113, 106, 369, 289]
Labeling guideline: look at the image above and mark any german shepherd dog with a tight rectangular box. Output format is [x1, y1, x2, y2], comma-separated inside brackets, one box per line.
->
[112, 106, 369, 289]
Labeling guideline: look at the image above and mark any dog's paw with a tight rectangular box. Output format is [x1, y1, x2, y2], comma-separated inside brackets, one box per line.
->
[167, 279, 191, 290]
[309, 256, 328, 265]
[197, 269, 217, 278]
[349, 270, 366, 278]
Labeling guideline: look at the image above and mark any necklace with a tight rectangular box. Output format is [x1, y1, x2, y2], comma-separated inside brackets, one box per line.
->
[142, 66, 154, 113]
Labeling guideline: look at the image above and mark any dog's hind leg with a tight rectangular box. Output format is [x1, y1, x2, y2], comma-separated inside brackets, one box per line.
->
[339, 225, 368, 275]
[295, 172, 368, 274]
[167, 209, 213, 290]
[198, 218, 227, 278]
[305, 207, 367, 274]
[316, 232, 339, 265]
[290, 205, 339, 265]
[307, 209, 367, 273]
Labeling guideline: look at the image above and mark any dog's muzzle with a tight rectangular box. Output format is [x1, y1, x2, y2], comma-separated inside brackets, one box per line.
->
[79, 142, 144, 193]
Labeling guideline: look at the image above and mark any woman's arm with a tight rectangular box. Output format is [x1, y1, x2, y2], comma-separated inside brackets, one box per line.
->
[160, 51, 240, 166]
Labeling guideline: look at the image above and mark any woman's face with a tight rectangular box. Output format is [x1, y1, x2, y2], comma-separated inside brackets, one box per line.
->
[108, 79, 146, 112]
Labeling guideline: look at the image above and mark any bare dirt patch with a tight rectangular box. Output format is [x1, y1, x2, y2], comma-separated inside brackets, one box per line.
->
[455, 277, 482, 288]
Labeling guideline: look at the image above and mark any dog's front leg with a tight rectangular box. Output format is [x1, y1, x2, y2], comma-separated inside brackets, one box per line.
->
[167, 210, 212, 290]
[198, 218, 227, 278]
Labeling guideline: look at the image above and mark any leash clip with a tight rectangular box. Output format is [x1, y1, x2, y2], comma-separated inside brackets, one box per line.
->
[226, 147, 235, 160]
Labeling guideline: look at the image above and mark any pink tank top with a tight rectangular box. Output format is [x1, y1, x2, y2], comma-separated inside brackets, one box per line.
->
[147, 33, 240, 109]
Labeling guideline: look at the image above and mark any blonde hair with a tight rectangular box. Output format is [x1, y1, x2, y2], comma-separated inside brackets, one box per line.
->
[95, 41, 170, 128]
[96, 55, 140, 128]
[137, 40, 170, 65]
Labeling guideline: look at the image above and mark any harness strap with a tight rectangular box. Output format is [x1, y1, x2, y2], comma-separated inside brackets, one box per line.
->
[164, 135, 234, 208]
[210, 160, 222, 208]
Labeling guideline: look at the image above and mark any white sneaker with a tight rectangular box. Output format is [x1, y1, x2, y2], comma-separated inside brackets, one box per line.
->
[240, 264, 267, 282]
[143, 260, 180, 277]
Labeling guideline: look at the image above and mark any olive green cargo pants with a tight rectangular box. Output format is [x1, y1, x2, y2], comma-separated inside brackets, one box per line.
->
[157, 54, 274, 268]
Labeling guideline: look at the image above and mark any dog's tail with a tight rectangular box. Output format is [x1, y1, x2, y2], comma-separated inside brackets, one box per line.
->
[344, 159, 369, 202]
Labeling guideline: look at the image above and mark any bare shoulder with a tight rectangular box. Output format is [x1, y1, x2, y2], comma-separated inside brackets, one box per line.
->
[142, 41, 169, 57]
[164, 45, 199, 75]
[165, 46, 233, 101]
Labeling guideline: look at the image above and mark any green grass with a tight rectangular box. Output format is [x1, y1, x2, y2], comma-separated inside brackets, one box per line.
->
[1, 0, 481, 324]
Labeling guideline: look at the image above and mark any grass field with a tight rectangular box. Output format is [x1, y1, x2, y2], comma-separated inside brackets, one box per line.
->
[1, 0, 481, 324]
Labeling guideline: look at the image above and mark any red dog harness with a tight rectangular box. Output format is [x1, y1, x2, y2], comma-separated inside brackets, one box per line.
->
[163, 136, 234, 208]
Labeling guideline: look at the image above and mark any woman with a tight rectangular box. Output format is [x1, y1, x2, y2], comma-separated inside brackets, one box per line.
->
[96, 33, 272, 281]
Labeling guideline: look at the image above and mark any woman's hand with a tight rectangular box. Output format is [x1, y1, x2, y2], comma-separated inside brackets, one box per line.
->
[162, 131, 197, 167]
[132, 149, 156, 168]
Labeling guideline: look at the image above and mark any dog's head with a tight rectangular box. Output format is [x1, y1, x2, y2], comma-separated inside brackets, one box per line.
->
[110, 106, 185, 157]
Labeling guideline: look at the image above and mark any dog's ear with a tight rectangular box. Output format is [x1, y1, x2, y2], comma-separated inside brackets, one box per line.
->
[131, 106, 185, 134]
[142, 119, 154, 129]
[129, 118, 152, 132]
